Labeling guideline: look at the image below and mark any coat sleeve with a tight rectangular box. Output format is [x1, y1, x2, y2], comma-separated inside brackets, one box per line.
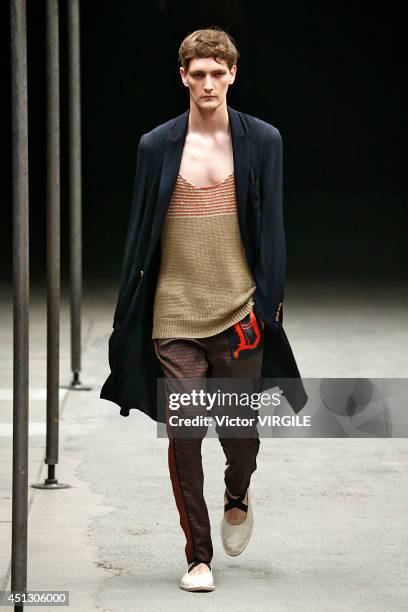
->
[113, 133, 148, 329]
[252, 127, 287, 330]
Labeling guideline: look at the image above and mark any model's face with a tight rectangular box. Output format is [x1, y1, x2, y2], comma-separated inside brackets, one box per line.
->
[180, 57, 236, 109]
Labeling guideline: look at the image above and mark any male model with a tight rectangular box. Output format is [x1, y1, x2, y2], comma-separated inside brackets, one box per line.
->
[100, 26, 307, 592]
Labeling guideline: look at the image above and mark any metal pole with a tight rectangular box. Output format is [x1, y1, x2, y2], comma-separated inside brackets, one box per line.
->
[46, 0, 60, 472]
[32, 0, 69, 491]
[65, 0, 91, 391]
[10, 0, 29, 607]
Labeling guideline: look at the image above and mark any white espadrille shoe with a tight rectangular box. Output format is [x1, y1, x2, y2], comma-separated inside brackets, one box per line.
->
[220, 488, 253, 556]
[179, 560, 215, 592]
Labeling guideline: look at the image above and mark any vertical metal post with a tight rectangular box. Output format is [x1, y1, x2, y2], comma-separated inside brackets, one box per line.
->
[65, 0, 91, 391]
[10, 0, 29, 606]
[33, 0, 69, 491]
[46, 0, 60, 472]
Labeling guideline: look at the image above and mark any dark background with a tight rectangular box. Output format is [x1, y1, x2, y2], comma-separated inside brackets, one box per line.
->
[1, 1, 406, 285]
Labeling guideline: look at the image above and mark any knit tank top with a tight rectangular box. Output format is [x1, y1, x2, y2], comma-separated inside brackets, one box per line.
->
[151, 172, 256, 339]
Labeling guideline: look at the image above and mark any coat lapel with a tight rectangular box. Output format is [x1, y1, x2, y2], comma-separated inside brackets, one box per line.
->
[145, 105, 250, 263]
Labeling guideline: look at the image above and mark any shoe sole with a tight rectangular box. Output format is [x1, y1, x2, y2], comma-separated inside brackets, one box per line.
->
[179, 584, 215, 592]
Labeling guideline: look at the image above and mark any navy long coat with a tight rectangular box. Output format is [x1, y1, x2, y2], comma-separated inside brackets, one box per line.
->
[100, 105, 308, 421]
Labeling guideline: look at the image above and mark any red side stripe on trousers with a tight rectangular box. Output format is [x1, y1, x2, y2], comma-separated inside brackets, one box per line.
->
[168, 439, 194, 562]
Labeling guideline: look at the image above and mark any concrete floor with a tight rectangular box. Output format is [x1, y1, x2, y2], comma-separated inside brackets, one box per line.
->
[0, 277, 407, 611]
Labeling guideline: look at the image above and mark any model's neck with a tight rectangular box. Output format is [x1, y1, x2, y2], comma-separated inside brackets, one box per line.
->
[187, 101, 229, 135]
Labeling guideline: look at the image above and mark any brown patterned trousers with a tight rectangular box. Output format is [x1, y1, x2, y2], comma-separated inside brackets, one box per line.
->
[153, 309, 264, 567]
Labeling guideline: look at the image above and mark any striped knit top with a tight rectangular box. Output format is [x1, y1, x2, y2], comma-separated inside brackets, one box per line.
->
[151, 172, 256, 338]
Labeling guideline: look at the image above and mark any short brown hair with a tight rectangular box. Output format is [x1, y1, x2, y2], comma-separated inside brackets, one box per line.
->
[178, 26, 239, 72]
